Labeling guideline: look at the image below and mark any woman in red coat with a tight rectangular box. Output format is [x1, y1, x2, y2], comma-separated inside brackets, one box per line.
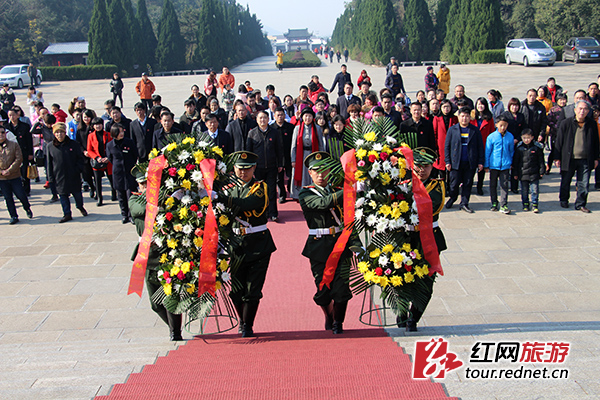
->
[432, 99, 457, 180]
[471, 97, 495, 195]
[87, 117, 115, 206]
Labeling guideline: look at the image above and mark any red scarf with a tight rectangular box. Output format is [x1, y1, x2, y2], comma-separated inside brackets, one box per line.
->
[294, 123, 319, 186]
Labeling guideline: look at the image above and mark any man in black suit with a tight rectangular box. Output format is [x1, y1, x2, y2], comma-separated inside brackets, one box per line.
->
[226, 103, 257, 151]
[130, 102, 156, 162]
[104, 106, 131, 139]
[336, 82, 362, 120]
[270, 107, 295, 202]
[400, 102, 437, 152]
[204, 113, 233, 155]
[380, 93, 402, 129]
[152, 111, 183, 150]
[330, 64, 352, 98]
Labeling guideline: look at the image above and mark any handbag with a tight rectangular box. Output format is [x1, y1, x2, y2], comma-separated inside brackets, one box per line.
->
[34, 149, 45, 167]
[90, 158, 108, 169]
[27, 165, 39, 180]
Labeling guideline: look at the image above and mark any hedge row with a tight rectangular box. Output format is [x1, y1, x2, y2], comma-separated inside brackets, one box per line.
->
[471, 46, 563, 64]
[280, 50, 322, 68]
[39, 65, 120, 81]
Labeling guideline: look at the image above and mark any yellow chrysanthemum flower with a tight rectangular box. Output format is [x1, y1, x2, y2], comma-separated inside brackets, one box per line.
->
[414, 249, 422, 260]
[215, 281, 222, 290]
[399, 201, 409, 213]
[166, 143, 177, 152]
[193, 237, 203, 248]
[404, 271, 415, 283]
[371, 275, 381, 285]
[390, 275, 403, 287]
[367, 150, 379, 160]
[398, 158, 407, 168]
[363, 131, 377, 141]
[364, 270, 375, 283]
[379, 205, 392, 216]
[165, 197, 175, 209]
[170, 266, 180, 276]
[219, 215, 230, 226]
[380, 173, 391, 185]
[422, 264, 429, 275]
[369, 248, 381, 258]
[159, 253, 168, 264]
[181, 179, 192, 190]
[194, 150, 205, 164]
[357, 261, 370, 273]
[391, 207, 402, 219]
[415, 266, 426, 278]
[212, 146, 224, 157]
[149, 148, 159, 159]
[163, 283, 172, 296]
[179, 207, 188, 219]
[379, 276, 390, 288]
[174, 258, 183, 267]
[167, 238, 178, 249]
[390, 252, 403, 263]
[186, 283, 195, 294]
[219, 259, 229, 271]
[402, 243, 412, 252]
[182, 137, 195, 145]
[399, 168, 406, 179]
[356, 148, 368, 159]
[382, 145, 392, 154]
[355, 171, 364, 180]
[382, 244, 394, 254]
[200, 197, 210, 207]
[181, 262, 191, 274]
[177, 168, 186, 178]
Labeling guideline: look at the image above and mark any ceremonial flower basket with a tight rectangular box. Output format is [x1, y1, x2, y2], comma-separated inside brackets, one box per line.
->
[130, 133, 242, 329]
[317, 118, 443, 324]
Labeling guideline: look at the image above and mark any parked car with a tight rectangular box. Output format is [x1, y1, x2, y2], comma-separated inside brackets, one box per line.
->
[505, 39, 556, 67]
[0, 64, 43, 89]
[562, 37, 600, 63]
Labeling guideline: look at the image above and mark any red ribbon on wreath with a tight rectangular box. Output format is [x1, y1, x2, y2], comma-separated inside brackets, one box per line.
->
[399, 146, 443, 276]
[128, 155, 168, 297]
[321, 149, 357, 289]
[198, 158, 218, 297]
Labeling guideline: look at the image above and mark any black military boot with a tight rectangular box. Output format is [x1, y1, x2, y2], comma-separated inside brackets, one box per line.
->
[332, 301, 348, 334]
[234, 302, 244, 334]
[166, 312, 183, 341]
[320, 302, 334, 330]
[406, 305, 423, 332]
[242, 301, 259, 338]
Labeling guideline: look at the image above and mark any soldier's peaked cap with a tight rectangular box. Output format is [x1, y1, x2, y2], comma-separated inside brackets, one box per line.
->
[231, 151, 258, 169]
[304, 151, 331, 169]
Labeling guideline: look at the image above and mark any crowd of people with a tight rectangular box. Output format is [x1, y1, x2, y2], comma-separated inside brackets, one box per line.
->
[1, 61, 600, 226]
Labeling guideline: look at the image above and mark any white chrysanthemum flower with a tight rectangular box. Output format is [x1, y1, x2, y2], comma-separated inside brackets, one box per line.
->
[355, 197, 365, 208]
[191, 170, 204, 183]
[215, 202, 225, 212]
[182, 238, 192, 247]
[165, 178, 175, 190]
[371, 161, 381, 171]
[376, 219, 388, 233]
[221, 271, 231, 282]
[366, 215, 378, 226]
[178, 150, 191, 162]
[397, 217, 406, 227]
[355, 139, 365, 147]
[379, 254, 389, 266]
[157, 270, 163, 278]
[198, 141, 210, 147]
[386, 136, 397, 145]
[218, 162, 227, 174]
[410, 213, 419, 224]
[382, 160, 392, 172]
[355, 208, 363, 220]
[183, 225, 193, 234]
[156, 214, 166, 226]
[154, 237, 163, 247]
[169, 249, 177, 258]
[373, 143, 383, 151]
[194, 270, 199, 278]
[390, 168, 400, 178]
[368, 169, 379, 178]
[181, 195, 192, 205]
[412, 201, 419, 211]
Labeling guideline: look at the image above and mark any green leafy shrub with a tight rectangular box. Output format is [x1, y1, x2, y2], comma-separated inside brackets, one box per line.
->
[471, 49, 505, 64]
[280, 50, 322, 68]
[552, 46, 562, 60]
[39, 65, 120, 81]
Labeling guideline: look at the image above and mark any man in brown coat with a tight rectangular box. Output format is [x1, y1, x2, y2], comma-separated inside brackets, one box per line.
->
[0, 125, 32, 224]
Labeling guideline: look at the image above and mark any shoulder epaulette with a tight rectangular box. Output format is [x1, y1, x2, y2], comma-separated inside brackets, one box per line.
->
[534, 142, 544, 149]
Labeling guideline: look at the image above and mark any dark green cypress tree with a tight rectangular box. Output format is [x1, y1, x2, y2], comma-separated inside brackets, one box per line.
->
[136, 0, 157, 69]
[194, 0, 218, 68]
[88, 0, 112, 65]
[510, 0, 538, 39]
[404, 0, 435, 61]
[107, 0, 131, 71]
[465, 0, 504, 59]
[442, 0, 470, 63]
[121, 0, 143, 70]
[155, 0, 185, 71]
[435, 0, 452, 56]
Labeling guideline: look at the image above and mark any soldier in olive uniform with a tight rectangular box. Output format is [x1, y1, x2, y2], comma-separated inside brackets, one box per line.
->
[298, 151, 357, 334]
[219, 151, 277, 337]
[129, 164, 183, 341]
[399, 147, 447, 332]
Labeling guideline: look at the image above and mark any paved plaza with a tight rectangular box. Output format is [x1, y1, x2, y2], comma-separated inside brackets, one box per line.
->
[1, 56, 599, 399]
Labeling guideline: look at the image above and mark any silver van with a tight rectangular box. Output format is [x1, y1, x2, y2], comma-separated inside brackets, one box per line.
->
[505, 39, 556, 67]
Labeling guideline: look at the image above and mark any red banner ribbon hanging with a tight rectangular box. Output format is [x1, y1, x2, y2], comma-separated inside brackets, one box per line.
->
[128, 155, 168, 296]
[399, 146, 443, 276]
[321, 149, 357, 290]
[198, 159, 218, 297]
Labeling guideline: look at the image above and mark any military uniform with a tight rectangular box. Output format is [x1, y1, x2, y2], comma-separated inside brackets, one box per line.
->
[220, 151, 276, 337]
[298, 151, 357, 334]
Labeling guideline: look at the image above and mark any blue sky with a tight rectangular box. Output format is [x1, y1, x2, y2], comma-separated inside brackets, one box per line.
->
[241, 0, 346, 37]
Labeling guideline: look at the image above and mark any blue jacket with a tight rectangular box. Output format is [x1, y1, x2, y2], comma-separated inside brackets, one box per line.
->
[444, 124, 484, 170]
[484, 130, 515, 170]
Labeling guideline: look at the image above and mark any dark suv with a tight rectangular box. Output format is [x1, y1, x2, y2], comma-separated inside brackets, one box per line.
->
[562, 37, 600, 63]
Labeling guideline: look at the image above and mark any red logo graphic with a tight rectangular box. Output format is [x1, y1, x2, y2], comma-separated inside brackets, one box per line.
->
[413, 338, 464, 379]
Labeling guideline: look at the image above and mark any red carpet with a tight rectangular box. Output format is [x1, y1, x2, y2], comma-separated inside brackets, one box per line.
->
[96, 202, 456, 400]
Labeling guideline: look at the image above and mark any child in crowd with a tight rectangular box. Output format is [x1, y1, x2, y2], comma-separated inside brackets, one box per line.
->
[513, 129, 545, 213]
[222, 83, 235, 115]
[484, 115, 514, 214]
[51, 103, 68, 123]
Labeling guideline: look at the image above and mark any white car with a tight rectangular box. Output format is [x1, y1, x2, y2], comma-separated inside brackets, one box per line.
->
[505, 39, 556, 67]
[0, 64, 43, 89]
